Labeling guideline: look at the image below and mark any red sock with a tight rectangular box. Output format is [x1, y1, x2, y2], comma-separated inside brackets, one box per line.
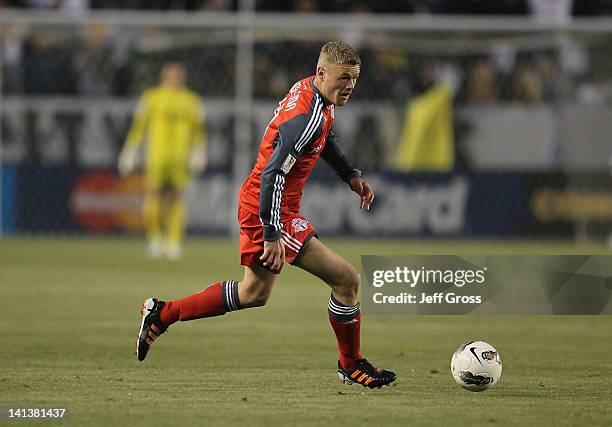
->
[160, 281, 242, 327]
[329, 313, 362, 370]
[328, 295, 362, 371]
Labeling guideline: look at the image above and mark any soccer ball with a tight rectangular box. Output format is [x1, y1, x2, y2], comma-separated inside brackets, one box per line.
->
[451, 340, 502, 392]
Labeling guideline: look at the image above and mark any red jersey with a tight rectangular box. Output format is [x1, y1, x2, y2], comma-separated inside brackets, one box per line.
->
[239, 76, 361, 242]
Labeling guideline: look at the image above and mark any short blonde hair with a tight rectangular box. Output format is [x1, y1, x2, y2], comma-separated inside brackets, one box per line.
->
[318, 41, 361, 66]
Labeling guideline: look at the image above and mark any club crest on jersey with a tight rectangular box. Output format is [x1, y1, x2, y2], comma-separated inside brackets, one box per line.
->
[291, 218, 309, 232]
[281, 154, 296, 174]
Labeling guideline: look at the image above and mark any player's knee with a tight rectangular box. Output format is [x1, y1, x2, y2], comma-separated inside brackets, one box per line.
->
[334, 264, 360, 299]
[239, 282, 272, 308]
[248, 289, 271, 307]
[346, 265, 361, 295]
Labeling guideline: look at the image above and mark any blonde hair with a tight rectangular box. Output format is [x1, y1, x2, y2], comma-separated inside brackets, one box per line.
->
[318, 41, 361, 67]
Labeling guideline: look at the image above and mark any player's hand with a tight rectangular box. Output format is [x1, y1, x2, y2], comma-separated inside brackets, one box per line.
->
[260, 239, 285, 271]
[189, 148, 208, 174]
[118, 146, 138, 177]
[349, 176, 374, 210]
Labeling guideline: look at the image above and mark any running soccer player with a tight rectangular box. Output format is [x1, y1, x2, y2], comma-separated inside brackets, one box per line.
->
[118, 61, 207, 259]
[136, 42, 397, 388]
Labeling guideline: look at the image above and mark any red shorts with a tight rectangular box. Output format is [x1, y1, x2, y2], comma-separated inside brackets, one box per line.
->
[238, 205, 317, 269]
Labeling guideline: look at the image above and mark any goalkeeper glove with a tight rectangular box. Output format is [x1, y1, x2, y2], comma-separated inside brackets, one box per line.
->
[118, 145, 138, 177]
[189, 148, 207, 174]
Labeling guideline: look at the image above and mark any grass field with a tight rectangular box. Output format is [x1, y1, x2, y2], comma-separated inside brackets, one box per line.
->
[1, 237, 612, 426]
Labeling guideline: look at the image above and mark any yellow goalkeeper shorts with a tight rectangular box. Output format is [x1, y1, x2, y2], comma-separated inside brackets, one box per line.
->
[145, 160, 190, 191]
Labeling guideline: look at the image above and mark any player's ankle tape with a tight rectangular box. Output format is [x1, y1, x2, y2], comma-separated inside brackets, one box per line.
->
[328, 294, 359, 322]
[221, 280, 242, 311]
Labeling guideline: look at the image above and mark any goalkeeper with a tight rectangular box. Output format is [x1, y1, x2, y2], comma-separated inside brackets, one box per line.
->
[118, 62, 207, 259]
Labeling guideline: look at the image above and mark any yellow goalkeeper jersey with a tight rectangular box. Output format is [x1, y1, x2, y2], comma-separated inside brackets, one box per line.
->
[126, 86, 205, 167]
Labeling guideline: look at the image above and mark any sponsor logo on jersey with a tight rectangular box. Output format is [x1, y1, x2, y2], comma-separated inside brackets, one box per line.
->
[309, 144, 323, 154]
[290, 81, 301, 92]
[285, 92, 301, 112]
[291, 218, 309, 232]
[285, 82, 302, 112]
[281, 154, 297, 174]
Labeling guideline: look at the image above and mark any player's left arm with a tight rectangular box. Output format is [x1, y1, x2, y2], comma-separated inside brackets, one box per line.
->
[118, 91, 151, 176]
[321, 128, 374, 210]
[189, 95, 208, 173]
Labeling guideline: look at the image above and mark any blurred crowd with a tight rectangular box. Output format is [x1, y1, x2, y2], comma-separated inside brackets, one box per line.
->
[1, 0, 612, 16]
[0, 26, 583, 108]
[254, 41, 572, 106]
[2, 2, 612, 173]
[2, 0, 612, 107]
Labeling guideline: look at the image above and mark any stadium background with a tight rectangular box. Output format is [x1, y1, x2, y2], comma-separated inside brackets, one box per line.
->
[1, 2, 612, 426]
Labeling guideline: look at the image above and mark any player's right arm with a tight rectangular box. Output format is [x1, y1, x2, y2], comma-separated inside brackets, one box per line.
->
[259, 91, 324, 269]
[118, 91, 151, 176]
[189, 94, 208, 174]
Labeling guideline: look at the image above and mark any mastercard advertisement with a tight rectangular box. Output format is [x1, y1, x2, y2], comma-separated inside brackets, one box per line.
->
[70, 171, 145, 233]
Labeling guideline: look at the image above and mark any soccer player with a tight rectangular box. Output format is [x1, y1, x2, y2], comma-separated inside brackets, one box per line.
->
[118, 61, 207, 259]
[136, 42, 397, 388]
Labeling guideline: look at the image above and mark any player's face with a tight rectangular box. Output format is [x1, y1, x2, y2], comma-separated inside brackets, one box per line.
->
[319, 63, 360, 106]
[161, 64, 186, 88]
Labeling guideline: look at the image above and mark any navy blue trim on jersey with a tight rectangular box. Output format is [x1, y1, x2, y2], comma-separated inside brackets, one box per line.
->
[321, 129, 362, 184]
[259, 92, 324, 241]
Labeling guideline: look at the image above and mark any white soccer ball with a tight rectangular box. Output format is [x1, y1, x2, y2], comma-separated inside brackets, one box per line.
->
[451, 340, 502, 392]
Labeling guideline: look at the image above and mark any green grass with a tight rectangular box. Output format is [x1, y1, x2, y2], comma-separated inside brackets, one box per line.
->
[1, 237, 612, 426]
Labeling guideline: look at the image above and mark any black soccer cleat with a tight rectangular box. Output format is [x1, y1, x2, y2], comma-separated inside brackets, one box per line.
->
[337, 359, 397, 389]
[136, 298, 167, 361]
